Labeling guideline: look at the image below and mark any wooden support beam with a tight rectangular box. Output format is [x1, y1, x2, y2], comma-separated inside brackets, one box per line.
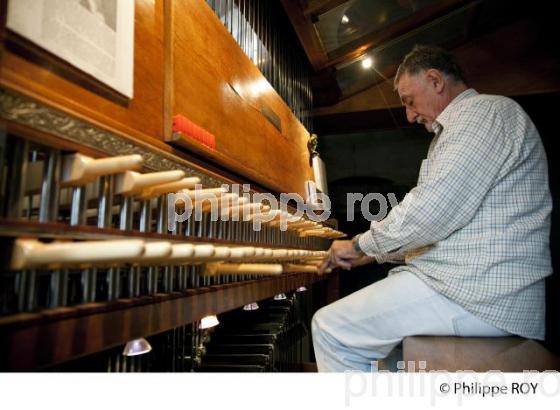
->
[280, 0, 329, 71]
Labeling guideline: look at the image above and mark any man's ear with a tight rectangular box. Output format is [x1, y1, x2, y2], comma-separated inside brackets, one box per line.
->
[425, 69, 445, 93]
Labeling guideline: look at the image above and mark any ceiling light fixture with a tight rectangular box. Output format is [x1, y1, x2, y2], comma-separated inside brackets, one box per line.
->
[341, 15, 349, 24]
[361, 56, 373, 69]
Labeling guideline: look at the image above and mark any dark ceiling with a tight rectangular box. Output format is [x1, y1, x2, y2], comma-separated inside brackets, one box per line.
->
[281, 0, 560, 110]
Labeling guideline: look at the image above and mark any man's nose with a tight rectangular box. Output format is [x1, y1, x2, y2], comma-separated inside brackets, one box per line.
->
[405, 107, 418, 123]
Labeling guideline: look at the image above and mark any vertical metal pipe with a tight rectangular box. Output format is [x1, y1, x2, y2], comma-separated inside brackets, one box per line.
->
[229, 0, 233, 34]
[4, 138, 28, 218]
[97, 175, 114, 228]
[49, 270, 62, 307]
[82, 267, 97, 303]
[110, 193, 133, 301]
[106, 265, 120, 301]
[185, 215, 193, 236]
[26, 269, 37, 311]
[226, 0, 231, 32]
[147, 266, 158, 294]
[39, 149, 61, 222]
[119, 195, 134, 230]
[81, 175, 110, 303]
[16, 270, 27, 312]
[139, 199, 152, 232]
[156, 195, 168, 234]
[162, 266, 171, 292]
[69, 185, 88, 225]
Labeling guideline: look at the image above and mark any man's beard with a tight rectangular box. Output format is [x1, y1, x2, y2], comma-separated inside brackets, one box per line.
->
[417, 117, 434, 133]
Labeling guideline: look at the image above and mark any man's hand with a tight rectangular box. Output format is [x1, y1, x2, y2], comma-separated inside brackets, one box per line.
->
[349, 254, 377, 268]
[319, 240, 373, 274]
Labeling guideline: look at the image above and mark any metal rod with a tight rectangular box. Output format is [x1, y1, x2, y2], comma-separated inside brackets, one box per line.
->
[82, 267, 97, 303]
[119, 196, 134, 230]
[97, 175, 114, 228]
[16, 270, 27, 312]
[39, 149, 61, 222]
[4, 138, 28, 218]
[156, 195, 168, 234]
[139, 199, 152, 232]
[70, 185, 88, 225]
[48, 271, 60, 308]
[25, 269, 37, 311]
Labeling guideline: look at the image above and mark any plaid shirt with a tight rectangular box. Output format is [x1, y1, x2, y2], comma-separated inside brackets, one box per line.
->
[358, 89, 552, 340]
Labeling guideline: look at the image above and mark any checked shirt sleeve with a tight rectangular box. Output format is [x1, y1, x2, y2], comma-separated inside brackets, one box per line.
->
[359, 101, 513, 257]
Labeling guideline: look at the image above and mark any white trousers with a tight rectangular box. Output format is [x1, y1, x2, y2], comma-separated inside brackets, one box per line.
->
[311, 270, 510, 372]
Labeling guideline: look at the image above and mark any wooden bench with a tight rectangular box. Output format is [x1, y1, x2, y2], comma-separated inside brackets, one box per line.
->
[403, 336, 560, 372]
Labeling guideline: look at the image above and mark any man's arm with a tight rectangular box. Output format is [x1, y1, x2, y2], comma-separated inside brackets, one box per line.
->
[359, 102, 513, 257]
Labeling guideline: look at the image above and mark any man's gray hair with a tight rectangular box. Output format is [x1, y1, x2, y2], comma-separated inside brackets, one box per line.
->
[394, 45, 466, 89]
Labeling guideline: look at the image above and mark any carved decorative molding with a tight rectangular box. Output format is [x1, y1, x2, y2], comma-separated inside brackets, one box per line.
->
[0, 88, 223, 187]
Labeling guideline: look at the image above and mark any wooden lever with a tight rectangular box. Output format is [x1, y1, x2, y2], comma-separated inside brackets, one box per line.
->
[138, 177, 202, 199]
[247, 209, 283, 222]
[175, 188, 231, 210]
[139, 243, 218, 266]
[132, 241, 172, 263]
[261, 211, 298, 226]
[165, 244, 216, 264]
[282, 264, 320, 273]
[212, 246, 232, 259]
[220, 203, 270, 218]
[190, 244, 216, 258]
[200, 195, 250, 212]
[202, 263, 283, 276]
[246, 249, 328, 262]
[180, 187, 228, 200]
[115, 170, 185, 195]
[10, 238, 145, 270]
[298, 229, 329, 237]
[228, 247, 256, 259]
[61, 153, 143, 186]
[170, 243, 196, 259]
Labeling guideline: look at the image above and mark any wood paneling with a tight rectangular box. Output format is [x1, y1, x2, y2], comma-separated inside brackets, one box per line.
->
[167, 0, 313, 197]
[0, 0, 165, 144]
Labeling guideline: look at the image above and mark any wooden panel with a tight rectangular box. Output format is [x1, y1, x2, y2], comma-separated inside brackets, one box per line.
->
[0, 0, 165, 145]
[403, 336, 560, 372]
[168, 0, 313, 197]
[0, 272, 332, 371]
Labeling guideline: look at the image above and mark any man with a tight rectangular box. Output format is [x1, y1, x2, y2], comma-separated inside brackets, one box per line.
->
[312, 45, 552, 372]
